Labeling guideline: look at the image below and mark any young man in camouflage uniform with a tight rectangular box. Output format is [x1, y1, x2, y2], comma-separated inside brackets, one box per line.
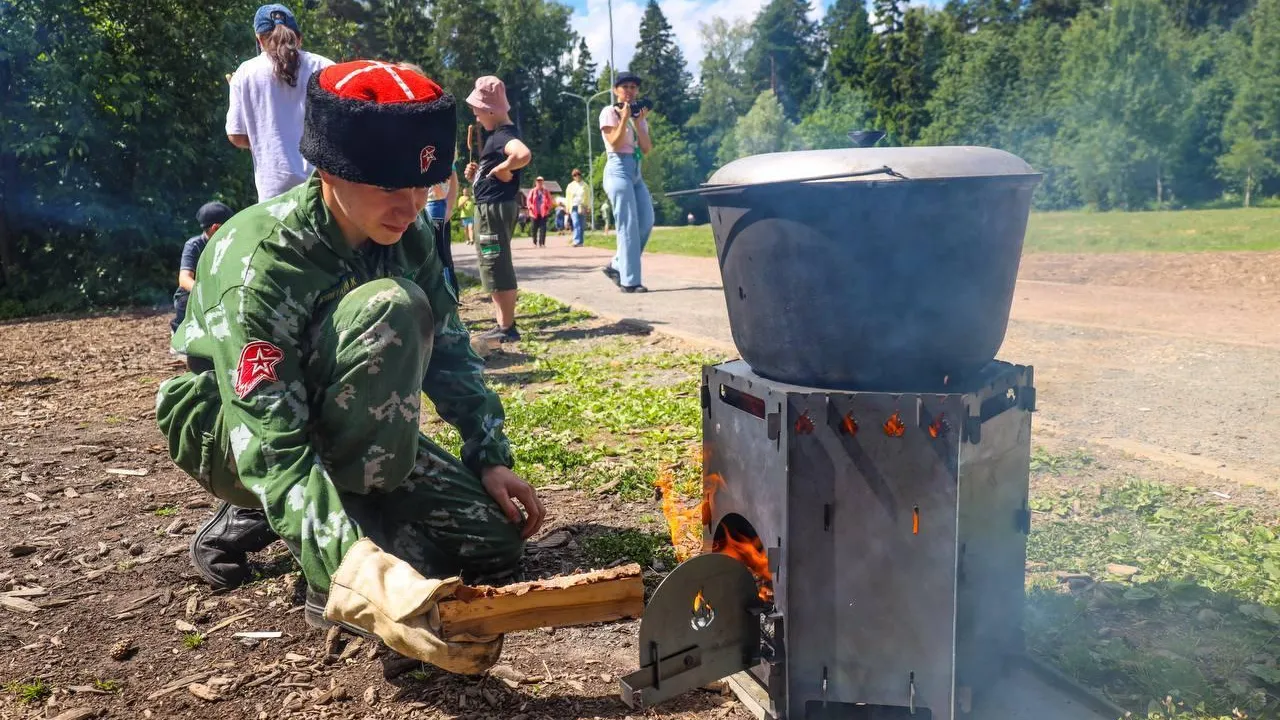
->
[156, 61, 545, 675]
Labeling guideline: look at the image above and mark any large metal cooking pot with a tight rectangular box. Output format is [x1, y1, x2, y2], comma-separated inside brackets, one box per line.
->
[681, 146, 1042, 391]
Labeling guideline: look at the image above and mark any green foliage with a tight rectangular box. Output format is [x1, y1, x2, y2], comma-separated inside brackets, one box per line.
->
[434, 291, 722, 502]
[922, 19, 1076, 208]
[93, 678, 123, 692]
[1026, 480, 1280, 715]
[687, 18, 755, 176]
[717, 91, 796, 165]
[181, 631, 205, 649]
[821, 0, 874, 93]
[1055, 0, 1190, 210]
[583, 530, 677, 569]
[629, 0, 694, 127]
[639, 113, 702, 225]
[794, 86, 874, 150]
[744, 0, 821, 120]
[4, 678, 51, 704]
[153, 505, 178, 517]
[863, 4, 950, 143]
[1216, 0, 1280, 208]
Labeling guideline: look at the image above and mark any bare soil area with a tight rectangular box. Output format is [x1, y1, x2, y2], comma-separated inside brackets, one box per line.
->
[1018, 250, 1280, 298]
[0, 307, 741, 720]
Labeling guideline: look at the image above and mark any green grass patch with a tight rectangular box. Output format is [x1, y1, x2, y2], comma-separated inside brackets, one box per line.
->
[584, 227, 716, 258]
[1026, 480, 1280, 717]
[439, 291, 719, 500]
[93, 678, 123, 692]
[4, 678, 51, 704]
[181, 632, 205, 649]
[584, 207, 1280, 258]
[1031, 446, 1096, 475]
[583, 530, 677, 569]
[153, 505, 178, 517]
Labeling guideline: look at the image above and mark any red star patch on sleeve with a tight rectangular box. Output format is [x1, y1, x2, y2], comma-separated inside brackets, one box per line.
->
[235, 340, 285, 398]
[420, 145, 437, 174]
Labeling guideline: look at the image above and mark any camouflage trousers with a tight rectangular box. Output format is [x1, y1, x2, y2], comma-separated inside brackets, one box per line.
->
[156, 278, 524, 592]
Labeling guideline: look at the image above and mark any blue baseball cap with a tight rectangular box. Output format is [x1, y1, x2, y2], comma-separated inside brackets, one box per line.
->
[254, 4, 299, 35]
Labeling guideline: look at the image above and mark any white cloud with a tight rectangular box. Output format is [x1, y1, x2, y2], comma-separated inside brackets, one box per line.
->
[570, 0, 829, 81]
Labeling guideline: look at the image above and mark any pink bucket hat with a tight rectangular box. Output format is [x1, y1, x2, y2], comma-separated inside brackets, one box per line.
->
[466, 76, 510, 115]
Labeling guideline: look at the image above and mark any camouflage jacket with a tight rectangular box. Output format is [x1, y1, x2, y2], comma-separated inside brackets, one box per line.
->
[171, 176, 513, 479]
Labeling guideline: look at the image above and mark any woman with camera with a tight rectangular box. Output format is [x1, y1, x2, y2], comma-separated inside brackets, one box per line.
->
[598, 72, 654, 293]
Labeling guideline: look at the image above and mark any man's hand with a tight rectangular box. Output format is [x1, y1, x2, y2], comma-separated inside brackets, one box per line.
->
[464, 162, 479, 182]
[637, 107, 649, 123]
[491, 164, 513, 183]
[481, 466, 545, 540]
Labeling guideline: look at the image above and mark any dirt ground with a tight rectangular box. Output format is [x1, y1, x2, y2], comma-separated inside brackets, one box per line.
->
[1018, 251, 1280, 299]
[1, 251, 1277, 720]
[0, 305, 741, 720]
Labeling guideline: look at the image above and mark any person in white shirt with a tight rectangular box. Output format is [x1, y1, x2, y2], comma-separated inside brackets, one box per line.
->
[226, 4, 334, 202]
[565, 168, 590, 247]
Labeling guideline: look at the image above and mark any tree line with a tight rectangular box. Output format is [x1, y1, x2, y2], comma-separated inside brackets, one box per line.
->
[1, 0, 1277, 316]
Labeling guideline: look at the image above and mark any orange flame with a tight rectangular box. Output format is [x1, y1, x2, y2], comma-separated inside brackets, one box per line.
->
[840, 412, 859, 436]
[884, 412, 906, 437]
[928, 413, 947, 439]
[691, 589, 715, 629]
[713, 526, 774, 603]
[795, 411, 815, 435]
[700, 473, 724, 531]
[656, 471, 703, 562]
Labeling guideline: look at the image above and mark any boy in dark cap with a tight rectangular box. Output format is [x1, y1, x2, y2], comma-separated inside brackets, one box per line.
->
[156, 61, 544, 675]
[173, 202, 236, 334]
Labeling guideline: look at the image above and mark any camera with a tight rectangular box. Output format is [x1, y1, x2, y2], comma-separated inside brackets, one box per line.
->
[614, 98, 653, 117]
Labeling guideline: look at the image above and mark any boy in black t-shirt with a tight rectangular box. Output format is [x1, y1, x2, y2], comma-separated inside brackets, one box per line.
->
[172, 202, 235, 334]
[463, 76, 532, 345]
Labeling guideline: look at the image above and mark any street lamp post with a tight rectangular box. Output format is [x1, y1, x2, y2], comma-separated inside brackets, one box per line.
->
[561, 88, 613, 231]
[608, 0, 616, 89]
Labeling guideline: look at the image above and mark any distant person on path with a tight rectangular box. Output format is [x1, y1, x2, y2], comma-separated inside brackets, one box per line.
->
[526, 177, 553, 248]
[459, 188, 475, 244]
[172, 202, 235, 334]
[554, 200, 567, 235]
[565, 168, 589, 247]
[600, 198, 612, 235]
[226, 4, 334, 202]
[599, 71, 654, 293]
[464, 76, 531, 344]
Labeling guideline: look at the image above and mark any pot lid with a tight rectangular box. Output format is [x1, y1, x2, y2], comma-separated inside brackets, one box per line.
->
[705, 145, 1039, 187]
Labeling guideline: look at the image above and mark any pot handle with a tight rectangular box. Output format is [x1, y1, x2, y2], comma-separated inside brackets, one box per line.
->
[665, 165, 907, 199]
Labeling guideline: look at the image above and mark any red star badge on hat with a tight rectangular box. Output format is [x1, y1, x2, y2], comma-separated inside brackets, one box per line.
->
[235, 340, 285, 398]
[420, 145, 437, 174]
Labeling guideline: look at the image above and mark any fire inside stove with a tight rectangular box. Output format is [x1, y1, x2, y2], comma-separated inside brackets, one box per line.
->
[713, 515, 774, 603]
[655, 471, 774, 603]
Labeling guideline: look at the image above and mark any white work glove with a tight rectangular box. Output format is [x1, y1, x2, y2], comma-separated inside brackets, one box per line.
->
[324, 538, 502, 675]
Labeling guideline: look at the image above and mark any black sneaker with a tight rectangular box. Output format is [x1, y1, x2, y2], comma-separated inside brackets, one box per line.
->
[621, 285, 649, 294]
[602, 266, 621, 286]
[478, 324, 521, 343]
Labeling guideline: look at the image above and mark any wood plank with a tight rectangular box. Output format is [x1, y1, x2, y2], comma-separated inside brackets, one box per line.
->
[438, 564, 645, 637]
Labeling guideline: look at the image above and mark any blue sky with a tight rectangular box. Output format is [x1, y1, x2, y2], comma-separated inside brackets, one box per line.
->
[566, 0, 944, 77]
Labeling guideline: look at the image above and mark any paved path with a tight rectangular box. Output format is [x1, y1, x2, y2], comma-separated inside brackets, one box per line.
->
[454, 236, 1280, 488]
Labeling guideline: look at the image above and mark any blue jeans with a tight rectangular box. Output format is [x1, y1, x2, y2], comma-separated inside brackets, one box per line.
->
[571, 205, 584, 245]
[426, 199, 448, 222]
[602, 153, 653, 287]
